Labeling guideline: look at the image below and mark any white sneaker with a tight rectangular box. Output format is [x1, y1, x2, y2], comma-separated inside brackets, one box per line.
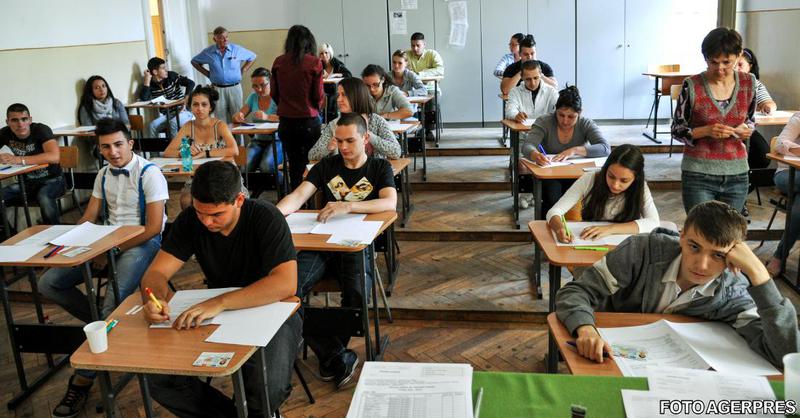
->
[520, 196, 529, 209]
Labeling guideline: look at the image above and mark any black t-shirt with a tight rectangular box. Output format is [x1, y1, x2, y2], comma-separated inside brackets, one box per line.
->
[161, 199, 296, 289]
[0, 123, 62, 183]
[502, 60, 554, 79]
[306, 155, 395, 204]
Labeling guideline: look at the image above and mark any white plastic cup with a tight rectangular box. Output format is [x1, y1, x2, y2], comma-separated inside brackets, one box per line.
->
[83, 321, 108, 353]
[784, 353, 800, 404]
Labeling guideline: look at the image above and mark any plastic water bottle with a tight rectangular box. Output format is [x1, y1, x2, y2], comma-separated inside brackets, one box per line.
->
[179, 137, 193, 172]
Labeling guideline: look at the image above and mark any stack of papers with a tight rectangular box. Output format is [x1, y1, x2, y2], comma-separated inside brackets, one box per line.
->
[48, 222, 120, 247]
[552, 222, 631, 247]
[0, 164, 38, 175]
[622, 367, 780, 418]
[598, 319, 780, 377]
[128, 97, 182, 106]
[0, 244, 48, 262]
[149, 288, 299, 347]
[346, 362, 474, 418]
[286, 213, 383, 245]
[0, 223, 118, 262]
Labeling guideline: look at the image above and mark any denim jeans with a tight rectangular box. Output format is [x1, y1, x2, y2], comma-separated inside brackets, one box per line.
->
[147, 312, 302, 418]
[296, 250, 373, 365]
[247, 136, 284, 183]
[278, 117, 321, 191]
[146, 110, 193, 138]
[681, 171, 749, 214]
[774, 169, 800, 258]
[3, 175, 66, 228]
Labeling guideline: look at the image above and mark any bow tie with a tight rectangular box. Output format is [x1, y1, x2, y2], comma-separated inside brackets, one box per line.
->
[110, 168, 130, 177]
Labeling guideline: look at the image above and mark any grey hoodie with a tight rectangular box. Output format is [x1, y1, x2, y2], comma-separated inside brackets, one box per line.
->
[556, 228, 799, 368]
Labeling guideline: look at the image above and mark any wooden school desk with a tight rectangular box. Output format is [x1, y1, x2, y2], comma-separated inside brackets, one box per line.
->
[529, 220, 612, 373]
[125, 99, 187, 138]
[546, 312, 784, 381]
[52, 126, 96, 147]
[0, 224, 143, 409]
[420, 75, 443, 147]
[71, 294, 302, 418]
[520, 158, 597, 222]
[0, 164, 48, 240]
[390, 120, 427, 182]
[767, 152, 800, 293]
[292, 210, 397, 360]
[501, 119, 529, 228]
[640, 70, 692, 144]
[756, 110, 798, 127]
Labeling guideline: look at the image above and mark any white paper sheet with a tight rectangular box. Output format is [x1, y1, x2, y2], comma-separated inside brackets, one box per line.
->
[0, 145, 12, 155]
[401, 0, 417, 9]
[16, 225, 76, 246]
[390, 11, 407, 35]
[309, 214, 366, 235]
[621, 389, 663, 418]
[49, 222, 120, 247]
[756, 110, 795, 118]
[286, 213, 320, 234]
[150, 288, 238, 328]
[386, 121, 416, 132]
[551, 221, 631, 247]
[647, 367, 776, 402]
[53, 126, 95, 135]
[0, 244, 47, 262]
[407, 95, 430, 102]
[0, 164, 38, 176]
[599, 320, 711, 377]
[233, 122, 279, 131]
[326, 220, 383, 245]
[346, 362, 474, 418]
[206, 301, 298, 346]
[521, 118, 535, 126]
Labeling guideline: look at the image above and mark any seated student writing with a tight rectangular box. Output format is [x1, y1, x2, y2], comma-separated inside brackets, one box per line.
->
[141, 161, 301, 418]
[522, 85, 610, 217]
[139, 57, 195, 137]
[163, 85, 243, 209]
[308, 78, 401, 161]
[277, 113, 397, 389]
[547, 144, 658, 242]
[362, 64, 413, 121]
[505, 60, 557, 124]
[556, 200, 799, 367]
[232, 67, 284, 181]
[38, 118, 167, 418]
[390, 50, 428, 98]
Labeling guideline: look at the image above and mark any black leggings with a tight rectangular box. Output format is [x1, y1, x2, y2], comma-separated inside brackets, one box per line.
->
[278, 116, 322, 191]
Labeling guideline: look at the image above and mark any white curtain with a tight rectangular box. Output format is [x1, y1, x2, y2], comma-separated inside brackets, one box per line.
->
[161, 0, 209, 83]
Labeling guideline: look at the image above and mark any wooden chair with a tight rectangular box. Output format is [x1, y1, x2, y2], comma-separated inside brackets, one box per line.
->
[12, 147, 83, 230]
[129, 114, 144, 139]
[646, 64, 682, 138]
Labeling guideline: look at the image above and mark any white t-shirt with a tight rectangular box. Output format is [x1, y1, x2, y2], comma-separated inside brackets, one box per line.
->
[91, 153, 169, 229]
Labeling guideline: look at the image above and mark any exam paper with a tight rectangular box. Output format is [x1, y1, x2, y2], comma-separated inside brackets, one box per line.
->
[0, 145, 12, 155]
[0, 244, 47, 262]
[309, 214, 366, 235]
[49, 222, 120, 247]
[0, 164, 38, 176]
[326, 221, 383, 245]
[346, 362, 474, 418]
[551, 222, 631, 247]
[234, 122, 279, 130]
[206, 301, 298, 346]
[16, 225, 76, 246]
[150, 288, 238, 328]
[621, 389, 663, 418]
[286, 213, 319, 234]
[521, 118, 535, 127]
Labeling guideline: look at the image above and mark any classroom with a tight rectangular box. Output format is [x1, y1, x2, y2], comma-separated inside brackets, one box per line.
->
[1, 0, 800, 417]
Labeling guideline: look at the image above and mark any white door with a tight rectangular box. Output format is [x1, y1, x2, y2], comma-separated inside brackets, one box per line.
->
[576, 0, 625, 119]
[297, 0, 346, 64]
[342, 0, 390, 76]
[481, 0, 527, 124]
[529, 0, 576, 89]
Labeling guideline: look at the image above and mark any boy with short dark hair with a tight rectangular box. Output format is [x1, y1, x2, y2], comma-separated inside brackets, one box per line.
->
[139, 57, 195, 137]
[556, 200, 799, 367]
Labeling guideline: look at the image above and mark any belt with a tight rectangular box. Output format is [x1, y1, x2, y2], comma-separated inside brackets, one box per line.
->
[212, 82, 239, 88]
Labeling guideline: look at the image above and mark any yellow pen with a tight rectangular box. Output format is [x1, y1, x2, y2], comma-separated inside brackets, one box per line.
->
[561, 215, 572, 239]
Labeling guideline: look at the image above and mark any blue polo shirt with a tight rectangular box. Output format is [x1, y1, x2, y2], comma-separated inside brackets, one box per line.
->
[191, 43, 256, 85]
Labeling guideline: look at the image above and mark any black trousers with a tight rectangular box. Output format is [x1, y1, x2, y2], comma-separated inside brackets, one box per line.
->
[278, 116, 322, 191]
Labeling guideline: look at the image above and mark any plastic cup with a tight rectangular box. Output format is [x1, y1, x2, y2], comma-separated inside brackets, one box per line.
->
[83, 321, 108, 353]
[784, 353, 800, 404]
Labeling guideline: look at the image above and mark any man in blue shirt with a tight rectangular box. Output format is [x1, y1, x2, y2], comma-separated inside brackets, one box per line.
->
[191, 26, 256, 123]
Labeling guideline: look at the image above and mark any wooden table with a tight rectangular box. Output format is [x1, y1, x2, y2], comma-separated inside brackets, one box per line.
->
[0, 224, 143, 409]
[52, 126, 97, 147]
[640, 71, 692, 143]
[71, 293, 301, 417]
[499, 93, 509, 146]
[0, 164, 49, 240]
[529, 220, 613, 373]
[125, 99, 187, 138]
[546, 312, 784, 381]
[390, 121, 427, 182]
[767, 152, 800, 292]
[520, 158, 597, 221]
[501, 119, 530, 229]
[756, 110, 798, 127]
[420, 75, 443, 147]
[292, 210, 397, 360]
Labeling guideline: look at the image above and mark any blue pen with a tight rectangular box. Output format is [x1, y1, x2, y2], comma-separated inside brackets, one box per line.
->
[0, 165, 13, 172]
[537, 144, 548, 156]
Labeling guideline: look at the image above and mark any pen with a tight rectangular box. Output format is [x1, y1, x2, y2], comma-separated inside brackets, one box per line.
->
[573, 246, 609, 251]
[164, 168, 180, 172]
[105, 319, 118, 333]
[566, 340, 609, 358]
[240, 123, 254, 127]
[144, 287, 164, 311]
[43, 245, 64, 259]
[560, 215, 571, 239]
[474, 387, 484, 418]
[537, 144, 548, 157]
[0, 165, 12, 171]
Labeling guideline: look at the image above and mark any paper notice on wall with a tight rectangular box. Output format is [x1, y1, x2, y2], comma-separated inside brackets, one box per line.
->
[448, 1, 468, 48]
[390, 11, 407, 35]
[448, 23, 468, 48]
[401, 0, 417, 10]
[449, 1, 468, 24]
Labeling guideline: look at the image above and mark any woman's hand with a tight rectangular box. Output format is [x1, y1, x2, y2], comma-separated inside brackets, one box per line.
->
[532, 151, 551, 166]
[549, 216, 573, 243]
[580, 225, 616, 241]
[552, 147, 577, 162]
[733, 123, 753, 140]
[232, 111, 245, 123]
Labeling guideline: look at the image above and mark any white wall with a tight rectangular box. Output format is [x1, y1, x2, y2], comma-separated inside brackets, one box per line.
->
[198, 0, 299, 31]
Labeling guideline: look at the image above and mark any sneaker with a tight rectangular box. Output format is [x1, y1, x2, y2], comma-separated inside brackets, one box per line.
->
[519, 196, 529, 209]
[52, 375, 93, 418]
[318, 359, 337, 382]
[741, 205, 750, 218]
[335, 350, 359, 389]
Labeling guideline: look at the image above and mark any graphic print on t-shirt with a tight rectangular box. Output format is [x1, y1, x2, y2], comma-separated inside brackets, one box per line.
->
[326, 175, 373, 202]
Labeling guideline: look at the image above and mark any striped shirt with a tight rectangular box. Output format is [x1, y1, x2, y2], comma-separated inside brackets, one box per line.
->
[139, 71, 195, 115]
[755, 78, 773, 106]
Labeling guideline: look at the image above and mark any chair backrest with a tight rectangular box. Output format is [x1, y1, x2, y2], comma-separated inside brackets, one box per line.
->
[670, 84, 682, 101]
[770, 136, 779, 153]
[129, 114, 144, 134]
[59, 146, 79, 169]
